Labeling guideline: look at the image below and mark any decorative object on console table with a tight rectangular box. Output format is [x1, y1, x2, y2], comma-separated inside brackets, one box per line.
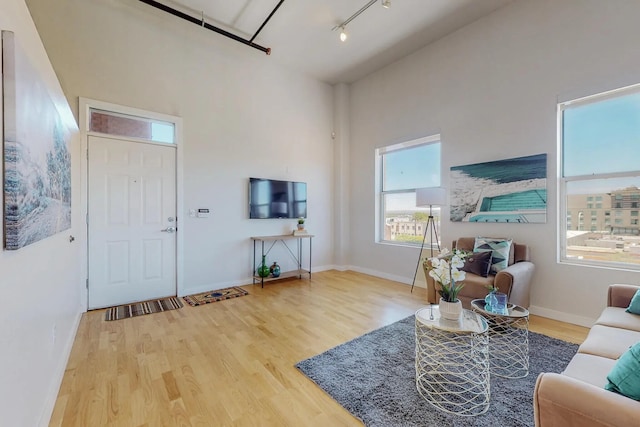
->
[257, 255, 270, 278]
[293, 217, 308, 236]
[251, 234, 313, 288]
[411, 187, 447, 292]
[270, 262, 281, 278]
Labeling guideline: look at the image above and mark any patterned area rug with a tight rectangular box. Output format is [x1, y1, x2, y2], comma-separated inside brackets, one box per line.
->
[296, 315, 578, 427]
[183, 286, 249, 306]
[104, 297, 183, 321]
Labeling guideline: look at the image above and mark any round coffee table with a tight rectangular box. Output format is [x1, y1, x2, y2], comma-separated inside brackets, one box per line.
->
[471, 299, 530, 378]
[415, 305, 490, 416]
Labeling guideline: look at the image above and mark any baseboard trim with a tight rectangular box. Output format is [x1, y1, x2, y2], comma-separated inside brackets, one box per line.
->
[179, 265, 340, 296]
[39, 307, 83, 427]
[345, 265, 423, 287]
[528, 305, 595, 328]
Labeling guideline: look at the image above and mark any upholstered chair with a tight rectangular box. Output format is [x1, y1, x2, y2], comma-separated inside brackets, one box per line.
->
[425, 237, 535, 309]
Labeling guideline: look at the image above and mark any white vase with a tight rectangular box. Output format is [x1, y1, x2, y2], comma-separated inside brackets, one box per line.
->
[439, 297, 462, 321]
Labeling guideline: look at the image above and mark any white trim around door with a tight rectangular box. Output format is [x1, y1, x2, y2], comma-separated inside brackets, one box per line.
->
[78, 97, 184, 310]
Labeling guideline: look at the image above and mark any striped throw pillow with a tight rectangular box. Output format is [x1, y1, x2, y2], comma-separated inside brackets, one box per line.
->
[473, 237, 513, 273]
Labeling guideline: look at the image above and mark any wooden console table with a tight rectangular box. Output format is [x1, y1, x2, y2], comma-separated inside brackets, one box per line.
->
[251, 234, 313, 287]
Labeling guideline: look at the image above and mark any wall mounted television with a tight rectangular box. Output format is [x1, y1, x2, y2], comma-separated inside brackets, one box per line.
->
[249, 177, 307, 219]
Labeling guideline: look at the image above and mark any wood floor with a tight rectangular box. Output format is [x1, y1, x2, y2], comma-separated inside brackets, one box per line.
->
[49, 270, 589, 427]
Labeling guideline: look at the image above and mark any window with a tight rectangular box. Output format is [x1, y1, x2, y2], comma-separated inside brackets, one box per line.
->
[560, 84, 640, 269]
[377, 136, 441, 246]
[89, 108, 175, 144]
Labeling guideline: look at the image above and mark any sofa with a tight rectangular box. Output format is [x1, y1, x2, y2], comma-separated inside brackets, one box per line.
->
[534, 284, 640, 427]
[425, 237, 535, 309]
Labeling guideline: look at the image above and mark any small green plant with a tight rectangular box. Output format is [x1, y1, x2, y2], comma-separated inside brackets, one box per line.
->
[298, 217, 305, 224]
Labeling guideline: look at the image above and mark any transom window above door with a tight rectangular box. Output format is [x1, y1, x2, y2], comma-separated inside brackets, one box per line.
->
[89, 108, 175, 144]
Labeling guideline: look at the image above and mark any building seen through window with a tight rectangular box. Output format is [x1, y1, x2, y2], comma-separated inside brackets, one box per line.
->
[561, 84, 640, 269]
[377, 136, 441, 246]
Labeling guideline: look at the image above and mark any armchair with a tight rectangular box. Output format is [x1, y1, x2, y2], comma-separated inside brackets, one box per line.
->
[425, 237, 535, 309]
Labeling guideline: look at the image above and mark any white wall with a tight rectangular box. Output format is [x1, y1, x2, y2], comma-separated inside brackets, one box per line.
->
[0, 1, 82, 425]
[23, 0, 333, 294]
[25, 0, 335, 297]
[348, 0, 640, 326]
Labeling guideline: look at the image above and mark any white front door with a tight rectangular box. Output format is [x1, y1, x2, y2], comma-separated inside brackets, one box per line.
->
[87, 135, 177, 309]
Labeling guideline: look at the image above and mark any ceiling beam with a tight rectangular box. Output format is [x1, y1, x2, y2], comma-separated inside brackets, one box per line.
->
[138, 0, 275, 55]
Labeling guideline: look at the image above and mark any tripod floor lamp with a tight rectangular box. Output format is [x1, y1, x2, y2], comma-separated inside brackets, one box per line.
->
[411, 187, 446, 292]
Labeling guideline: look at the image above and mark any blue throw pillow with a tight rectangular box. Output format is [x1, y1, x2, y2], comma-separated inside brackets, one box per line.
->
[626, 290, 640, 315]
[605, 342, 640, 400]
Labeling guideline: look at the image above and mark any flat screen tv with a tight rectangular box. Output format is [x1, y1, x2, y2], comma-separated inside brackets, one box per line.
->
[249, 177, 307, 219]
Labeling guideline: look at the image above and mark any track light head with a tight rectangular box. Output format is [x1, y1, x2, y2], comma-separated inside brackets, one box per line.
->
[340, 26, 348, 42]
[381, 0, 391, 8]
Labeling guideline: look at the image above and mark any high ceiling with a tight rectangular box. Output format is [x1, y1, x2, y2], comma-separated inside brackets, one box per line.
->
[153, 0, 514, 84]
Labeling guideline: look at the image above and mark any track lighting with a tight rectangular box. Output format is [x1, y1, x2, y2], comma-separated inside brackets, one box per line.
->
[332, 0, 391, 42]
[339, 26, 348, 42]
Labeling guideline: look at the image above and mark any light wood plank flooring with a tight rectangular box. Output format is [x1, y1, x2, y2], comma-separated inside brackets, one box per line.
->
[49, 270, 589, 426]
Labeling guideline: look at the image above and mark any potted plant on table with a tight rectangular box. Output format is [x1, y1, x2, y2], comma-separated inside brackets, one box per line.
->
[297, 217, 305, 230]
[424, 248, 467, 320]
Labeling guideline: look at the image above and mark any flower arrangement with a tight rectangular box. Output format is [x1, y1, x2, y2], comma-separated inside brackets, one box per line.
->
[424, 248, 468, 302]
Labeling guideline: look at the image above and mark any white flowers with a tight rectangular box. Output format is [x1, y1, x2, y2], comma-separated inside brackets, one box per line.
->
[424, 248, 468, 302]
[427, 249, 467, 286]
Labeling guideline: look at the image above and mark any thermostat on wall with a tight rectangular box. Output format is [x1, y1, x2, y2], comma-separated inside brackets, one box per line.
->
[197, 208, 210, 218]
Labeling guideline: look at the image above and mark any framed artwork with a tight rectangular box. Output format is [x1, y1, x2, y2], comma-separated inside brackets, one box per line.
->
[450, 153, 547, 223]
[2, 31, 71, 250]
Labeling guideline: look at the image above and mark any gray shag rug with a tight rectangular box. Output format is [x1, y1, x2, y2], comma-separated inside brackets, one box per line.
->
[296, 315, 578, 427]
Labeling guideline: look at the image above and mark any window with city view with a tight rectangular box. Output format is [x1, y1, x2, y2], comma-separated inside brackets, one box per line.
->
[377, 136, 441, 246]
[560, 83, 640, 269]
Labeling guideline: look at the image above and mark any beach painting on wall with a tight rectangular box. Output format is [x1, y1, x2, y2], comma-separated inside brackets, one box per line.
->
[2, 31, 71, 250]
[450, 153, 547, 223]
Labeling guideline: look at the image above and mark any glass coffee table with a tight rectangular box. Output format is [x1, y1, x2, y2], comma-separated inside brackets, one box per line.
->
[471, 299, 530, 378]
[415, 305, 490, 416]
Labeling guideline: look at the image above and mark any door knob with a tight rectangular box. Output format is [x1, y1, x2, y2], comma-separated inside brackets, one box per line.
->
[161, 226, 176, 233]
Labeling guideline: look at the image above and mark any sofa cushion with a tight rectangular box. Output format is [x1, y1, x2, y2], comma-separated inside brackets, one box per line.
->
[627, 290, 640, 315]
[605, 342, 640, 400]
[578, 324, 640, 360]
[595, 307, 640, 333]
[474, 237, 512, 273]
[461, 251, 492, 278]
[562, 353, 617, 388]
